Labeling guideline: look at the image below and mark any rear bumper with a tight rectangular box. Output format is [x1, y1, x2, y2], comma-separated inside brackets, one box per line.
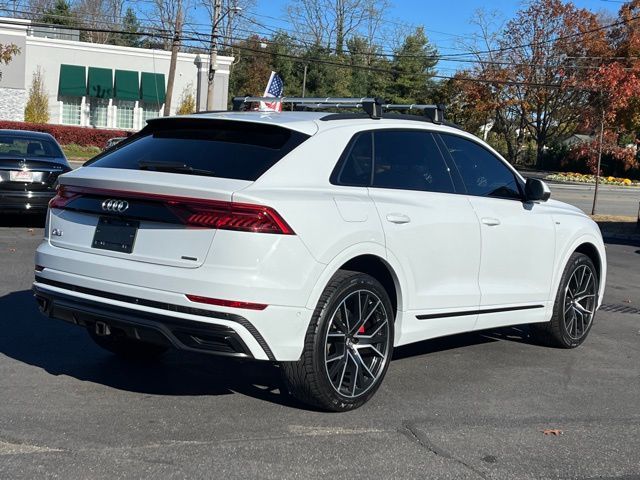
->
[0, 190, 54, 211]
[32, 267, 315, 361]
[33, 279, 273, 360]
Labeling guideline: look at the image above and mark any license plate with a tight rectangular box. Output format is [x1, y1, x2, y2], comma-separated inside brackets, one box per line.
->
[92, 216, 139, 254]
[10, 170, 33, 182]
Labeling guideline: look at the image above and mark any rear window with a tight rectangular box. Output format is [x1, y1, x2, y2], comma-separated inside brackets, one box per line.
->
[86, 119, 309, 181]
[0, 135, 63, 158]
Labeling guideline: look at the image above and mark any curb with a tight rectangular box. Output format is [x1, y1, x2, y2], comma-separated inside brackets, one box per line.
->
[602, 233, 640, 245]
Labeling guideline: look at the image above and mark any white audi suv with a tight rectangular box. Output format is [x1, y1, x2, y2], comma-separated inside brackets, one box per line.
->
[33, 98, 606, 411]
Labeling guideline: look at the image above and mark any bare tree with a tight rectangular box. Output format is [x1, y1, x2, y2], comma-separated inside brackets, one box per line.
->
[287, 0, 388, 53]
[146, 0, 191, 50]
[26, 0, 56, 19]
[199, 0, 255, 51]
[75, 0, 125, 43]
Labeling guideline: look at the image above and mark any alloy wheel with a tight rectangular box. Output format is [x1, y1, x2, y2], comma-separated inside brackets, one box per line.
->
[563, 264, 597, 340]
[324, 289, 391, 398]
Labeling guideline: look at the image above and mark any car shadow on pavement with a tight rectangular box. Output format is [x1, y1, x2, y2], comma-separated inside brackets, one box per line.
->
[1, 289, 542, 409]
[0, 289, 302, 408]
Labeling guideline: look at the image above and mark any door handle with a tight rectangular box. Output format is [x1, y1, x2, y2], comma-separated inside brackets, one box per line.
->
[481, 217, 501, 226]
[386, 213, 411, 224]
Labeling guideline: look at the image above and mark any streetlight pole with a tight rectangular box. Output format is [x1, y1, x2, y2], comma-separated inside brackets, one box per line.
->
[194, 54, 203, 112]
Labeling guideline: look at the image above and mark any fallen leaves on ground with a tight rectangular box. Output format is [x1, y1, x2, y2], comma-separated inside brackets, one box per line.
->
[542, 429, 563, 436]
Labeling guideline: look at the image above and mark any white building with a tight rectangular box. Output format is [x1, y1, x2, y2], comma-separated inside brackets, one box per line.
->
[0, 18, 233, 131]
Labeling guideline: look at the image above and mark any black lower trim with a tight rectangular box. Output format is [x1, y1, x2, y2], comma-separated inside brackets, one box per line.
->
[0, 190, 54, 211]
[33, 276, 276, 360]
[416, 304, 544, 320]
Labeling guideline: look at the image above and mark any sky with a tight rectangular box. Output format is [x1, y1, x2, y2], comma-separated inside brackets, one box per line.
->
[240, 0, 621, 74]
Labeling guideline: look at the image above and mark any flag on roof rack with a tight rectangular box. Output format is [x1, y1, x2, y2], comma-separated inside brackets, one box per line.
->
[259, 72, 283, 112]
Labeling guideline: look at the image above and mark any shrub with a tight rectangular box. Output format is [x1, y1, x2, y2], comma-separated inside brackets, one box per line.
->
[0, 120, 129, 147]
[176, 84, 196, 115]
[24, 67, 49, 123]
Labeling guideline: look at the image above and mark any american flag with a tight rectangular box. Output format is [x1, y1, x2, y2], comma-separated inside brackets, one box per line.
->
[260, 72, 284, 112]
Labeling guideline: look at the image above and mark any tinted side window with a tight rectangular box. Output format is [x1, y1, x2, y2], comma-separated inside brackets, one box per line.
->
[372, 130, 455, 193]
[440, 133, 521, 199]
[333, 132, 372, 186]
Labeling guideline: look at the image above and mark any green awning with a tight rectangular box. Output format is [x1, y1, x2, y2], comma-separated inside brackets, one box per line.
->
[114, 70, 139, 101]
[140, 72, 166, 104]
[87, 67, 113, 98]
[58, 64, 86, 97]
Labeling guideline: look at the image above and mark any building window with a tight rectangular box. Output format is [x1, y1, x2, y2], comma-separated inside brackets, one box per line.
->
[142, 103, 161, 124]
[61, 98, 82, 125]
[89, 99, 108, 128]
[116, 100, 135, 129]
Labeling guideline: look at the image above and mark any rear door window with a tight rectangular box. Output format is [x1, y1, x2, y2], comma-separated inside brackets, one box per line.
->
[372, 130, 455, 193]
[86, 119, 309, 181]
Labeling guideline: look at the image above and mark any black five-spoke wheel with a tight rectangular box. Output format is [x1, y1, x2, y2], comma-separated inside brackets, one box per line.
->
[282, 270, 394, 411]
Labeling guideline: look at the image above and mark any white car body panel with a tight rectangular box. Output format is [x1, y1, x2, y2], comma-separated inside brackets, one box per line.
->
[33, 111, 607, 361]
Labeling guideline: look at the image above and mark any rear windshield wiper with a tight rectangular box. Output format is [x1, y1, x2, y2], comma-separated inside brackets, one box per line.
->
[138, 160, 216, 177]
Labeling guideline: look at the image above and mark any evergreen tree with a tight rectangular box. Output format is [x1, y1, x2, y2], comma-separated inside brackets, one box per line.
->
[41, 0, 79, 27]
[388, 27, 438, 104]
[114, 8, 143, 48]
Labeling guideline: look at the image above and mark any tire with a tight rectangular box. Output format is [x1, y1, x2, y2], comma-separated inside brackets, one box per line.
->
[532, 252, 599, 348]
[281, 270, 394, 412]
[88, 329, 168, 359]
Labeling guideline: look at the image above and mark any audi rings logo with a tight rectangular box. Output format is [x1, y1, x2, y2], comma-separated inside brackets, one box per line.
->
[101, 199, 129, 213]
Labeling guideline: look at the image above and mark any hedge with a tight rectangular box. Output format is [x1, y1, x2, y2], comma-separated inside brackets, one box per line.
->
[0, 121, 130, 147]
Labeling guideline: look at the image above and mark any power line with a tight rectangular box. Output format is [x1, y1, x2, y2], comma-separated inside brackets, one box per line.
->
[0, 13, 636, 91]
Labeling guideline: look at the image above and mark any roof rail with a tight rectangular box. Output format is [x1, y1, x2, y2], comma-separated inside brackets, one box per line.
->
[231, 97, 444, 123]
[381, 104, 445, 124]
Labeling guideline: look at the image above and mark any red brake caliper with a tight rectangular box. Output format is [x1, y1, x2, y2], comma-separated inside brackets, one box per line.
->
[358, 325, 365, 334]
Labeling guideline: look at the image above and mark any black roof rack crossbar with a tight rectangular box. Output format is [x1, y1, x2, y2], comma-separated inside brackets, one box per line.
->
[381, 104, 445, 124]
[232, 96, 385, 119]
[231, 97, 445, 123]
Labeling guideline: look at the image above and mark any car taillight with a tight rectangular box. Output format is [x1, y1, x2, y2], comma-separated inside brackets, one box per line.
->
[168, 201, 294, 235]
[186, 294, 268, 311]
[48, 185, 80, 209]
[46, 186, 294, 235]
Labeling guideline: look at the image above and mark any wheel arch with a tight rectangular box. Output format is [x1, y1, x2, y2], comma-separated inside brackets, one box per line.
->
[305, 243, 406, 320]
[574, 242, 602, 283]
[551, 234, 607, 308]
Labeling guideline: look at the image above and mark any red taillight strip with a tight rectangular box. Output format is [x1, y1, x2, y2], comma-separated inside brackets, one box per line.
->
[186, 294, 268, 311]
[49, 185, 295, 235]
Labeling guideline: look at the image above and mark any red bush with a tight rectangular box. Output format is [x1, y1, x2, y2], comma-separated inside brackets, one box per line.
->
[0, 121, 131, 147]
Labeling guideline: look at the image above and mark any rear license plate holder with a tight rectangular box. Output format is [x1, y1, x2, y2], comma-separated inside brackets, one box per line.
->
[92, 216, 139, 254]
[10, 170, 33, 182]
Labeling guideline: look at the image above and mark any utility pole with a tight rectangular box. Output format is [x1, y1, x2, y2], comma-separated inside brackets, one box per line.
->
[301, 64, 308, 97]
[164, 0, 183, 116]
[591, 104, 605, 215]
[206, 0, 222, 110]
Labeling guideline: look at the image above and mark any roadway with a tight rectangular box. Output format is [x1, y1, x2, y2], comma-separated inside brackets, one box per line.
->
[0, 222, 638, 478]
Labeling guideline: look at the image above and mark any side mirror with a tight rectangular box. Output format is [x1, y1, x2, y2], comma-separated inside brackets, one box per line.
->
[525, 178, 551, 202]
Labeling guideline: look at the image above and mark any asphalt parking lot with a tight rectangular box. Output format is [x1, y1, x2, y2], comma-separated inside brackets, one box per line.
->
[0, 214, 639, 479]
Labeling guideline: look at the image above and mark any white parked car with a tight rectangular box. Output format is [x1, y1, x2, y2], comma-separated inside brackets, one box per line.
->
[33, 98, 606, 411]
